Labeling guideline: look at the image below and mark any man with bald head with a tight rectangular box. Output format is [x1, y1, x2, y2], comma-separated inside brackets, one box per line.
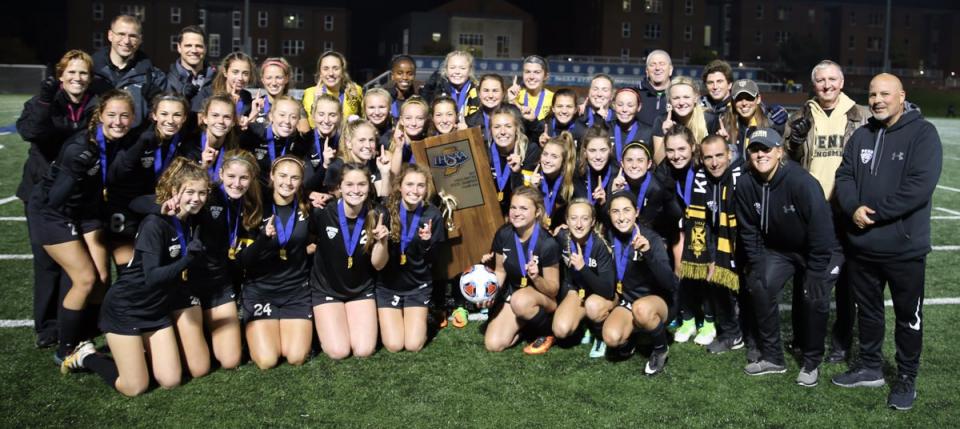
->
[635, 49, 672, 128]
[832, 74, 942, 411]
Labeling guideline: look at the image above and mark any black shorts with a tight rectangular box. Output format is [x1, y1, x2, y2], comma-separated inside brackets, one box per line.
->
[375, 284, 432, 309]
[99, 304, 173, 336]
[192, 282, 237, 310]
[103, 202, 142, 241]
[311, 285, 376, 306]
[169, 286, 201, 312]
[242, 287, 313, 322]
[28, 208, 101, 246]
[618, 290, 673, 314]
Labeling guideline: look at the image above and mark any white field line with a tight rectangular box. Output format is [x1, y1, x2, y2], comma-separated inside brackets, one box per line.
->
[0, 254, 32, 260]
[0, 196, 17, 205]
[938, 185, 960, 193]
[935, 207, 960, 216]
[0, 216, 25, 221]
[932, 245, 960, 251]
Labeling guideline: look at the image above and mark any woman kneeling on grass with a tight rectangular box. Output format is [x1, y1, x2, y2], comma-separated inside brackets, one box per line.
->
[77, 157, 209, 396]
[602, 190, 678, 375]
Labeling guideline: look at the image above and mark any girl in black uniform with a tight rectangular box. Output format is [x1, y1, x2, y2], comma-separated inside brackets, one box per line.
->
[384, 55, 420, 121]
[428, 96, 461, 136]
[195, 94, 239, 182]
[32, 90, 129, 372]
[363, 88, 394, 151]
[573, 127, 619, 209]
[484, 186, 561, 355]
[464, 74, 506, 145]
[488, 105, 541, 216]
[310, 162, 390, 359]
[611, 142, 681, 239]
[652, 76, 719, 164]
[79, 157, 210, 396]
[422, 51, 478, 118]
[108, 93, 193, 266]
[551, 200, 616, 358]
[534, 89, 583, 147]
[240, 96, 308, 187]
[17, 50, 102, 348]
[322, 120, 392, 199]
[305, 93, 343, 206]
[610, 88, 653, 165]
[205, 52, 255, 128]
[602, 190, 677, 375]
[251, 58, 300, 128]
[528, 132, 576, 230]
[577, 74, 615, 130]
[387, 97, 429, 173]
[377, 164, 446, 352]
[239, 155, 314, 369]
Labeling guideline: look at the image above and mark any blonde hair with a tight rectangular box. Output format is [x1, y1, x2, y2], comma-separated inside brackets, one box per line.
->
[389, 97, 430, 152]
[490, 105, 529, 163]
[386, 164, 435, 243]
[156, 157, 210, 204]
[340, 119, 379, 163]
[668, 76, 708, 146]
[439, 50, 477, 85]
[314, 51, 360, 100]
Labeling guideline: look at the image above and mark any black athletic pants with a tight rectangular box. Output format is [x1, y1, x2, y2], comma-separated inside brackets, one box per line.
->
[847, 256, 925, 378]
[25, 203, 64, 341]
[747, 249, 842, 368]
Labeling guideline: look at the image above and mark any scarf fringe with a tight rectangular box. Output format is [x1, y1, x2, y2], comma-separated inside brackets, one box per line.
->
[680, 262, 710, 281]
[710, 267, 740, 292]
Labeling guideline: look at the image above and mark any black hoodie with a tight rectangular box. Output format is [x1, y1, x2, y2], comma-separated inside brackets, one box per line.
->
[735, 160, 837, 277]
[835, 106, 942, 262]
[636, 79, 668, 128]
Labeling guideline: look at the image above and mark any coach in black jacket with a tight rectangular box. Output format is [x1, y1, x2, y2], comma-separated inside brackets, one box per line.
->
[735, 128, 842, 387]
[831, 74, 942, 411]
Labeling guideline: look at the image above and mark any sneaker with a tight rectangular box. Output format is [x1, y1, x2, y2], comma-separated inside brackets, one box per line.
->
[644, 347, 669, 376]
[826, 348, 848, 364]
[666, 318, 680, 334]
[589, 338, 607, 358]
[831, 366, 886, 388]
[523, 336, 555, 355]
[706, 336, 744, 354]
[451, 307, 469, 328]
[60, 340, 95, 375]
[744, 360, 787, 376]
[746, 346, 762, 363]
[693, 321, 717, 346]
[673, 319, 697, 343]
[796, 367, 819, 387]
[887, 375, 917, 411]
[581, 328, 593, 345]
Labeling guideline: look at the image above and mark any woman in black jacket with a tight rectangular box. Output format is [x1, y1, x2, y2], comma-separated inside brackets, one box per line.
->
[735, 128, 842, 387]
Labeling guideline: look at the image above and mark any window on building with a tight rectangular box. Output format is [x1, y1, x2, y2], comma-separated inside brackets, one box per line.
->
[93, 32, 105, 49]
[232, 10, 242, 29]
[92, 3, 103, 20]
[258, 38, 268, 55]
[284, 13, 303, 29]
[496, 35, 510, 58]
[622, 22, 631, 38]
[777, 7, 791, 21]
[684, 25, 693, 41]
[684, 0, 693, 15]
[170, 7, 181, 24]
[323, 41, 334, 51]
[293, 67, 304, 83]
[124, 5, 146, 21]
[850, 11, 856, 25]
[869, 12, 881, 26]
[775, 31, 789, 44]
[808, 8, 815, 23]
[458, 33, 483, 48]
[644, 23, 661, 40]
[904, 14, 910, 27]
[198, 9, 206, 27]
[645, 0, 662, 13]
[324, 15, 334, 31]
[170, 35, 178, 52]
[622, 0, 631, 13]
[867, 36, 882, 51]
[258, 11, 268, 28]
[756, 4, 764, 19]
[754, 31, 763, 44]
[620, 47, 630, 60]
[208, 34, 220, 57]
[232, 37, 242, 52]
[282, 40, 305, 56]
[904, 38, 910, 48]
[848, 35, 855, 49]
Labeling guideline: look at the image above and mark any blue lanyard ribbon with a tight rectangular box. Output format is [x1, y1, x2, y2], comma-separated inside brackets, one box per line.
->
[266, 127, 287, 164]
[390, 100, 400, 120]
[572, 234, 594, 261]
[220, 186, 240, 247]
[614, 122, 638, 163]
[514, 226, 541, 279]
[523, 90, 546, 120]
[154, 133, 180, 177]
[95, 126, 108, 188]
[676, 167, 694, 206]
[172, 216, 191, 259]
[272, 202, 296, 249]
[449, 82, 472, 113]
[490, 145, 511, 192]
[614, 228, 638, 284]
[586, 166, 613, 205]
[321, 86, 345, 105]
[550, 118, 574, 138]
[263, 97, 271, 116]
[201, 133, 224, 181]
[540, 174, 563, 218]
[338, 199, 366, 259]
[630, 173, 653, 213]
[399, 203, 424, 255]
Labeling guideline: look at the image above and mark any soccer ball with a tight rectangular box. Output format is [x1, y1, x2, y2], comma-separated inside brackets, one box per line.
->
[459, 264, 499, 304]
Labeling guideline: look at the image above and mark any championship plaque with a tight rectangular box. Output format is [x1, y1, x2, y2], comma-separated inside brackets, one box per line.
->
[412, 128, 502, 278]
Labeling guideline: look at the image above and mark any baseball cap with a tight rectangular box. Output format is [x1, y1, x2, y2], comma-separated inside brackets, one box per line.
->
[732, 79, 760, 99]
[747, 128, 782, 149]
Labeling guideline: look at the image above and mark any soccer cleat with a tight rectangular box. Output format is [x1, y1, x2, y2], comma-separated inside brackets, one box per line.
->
[451, 307, 469, 328]
[796, 367, 819, 387]
[644, 347, 669, 376]
[887, 375, 917, 411]
[60, 340, 95, 375]
[693, 321, 717, 346]
[743, 360, 787, 376]
[523, 336, 555, 355]
[589, 338, 607, 358]
[831, 366, 886, 388]
[581, 328, 592, 345]
[673, 319, 697, 343]
[706, 336, 744, 354]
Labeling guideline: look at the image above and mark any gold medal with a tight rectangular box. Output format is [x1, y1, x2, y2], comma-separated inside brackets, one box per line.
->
[181, 270, 188, 281]
[545, 217, 552, 228]
[102, 189, 108, 201]
[578, 288, 585, 299]
[347, 256, 353, 268]
[228, 247, 237, 260]
[520, 277, 528, 287]
[400, 253, 407, 265]
[498, 191, 504, 202]
[616, 281, 622, 295]
[279, 248, 287, 260]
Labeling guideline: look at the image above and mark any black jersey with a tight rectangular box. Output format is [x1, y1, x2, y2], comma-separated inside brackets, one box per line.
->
[538, 173, 569, 229]
[302, 129, 340, 193]
[556, 229, 616, 300]
[528, 115, 586, 149]
[576, 106, 614, 131]
[491, 224, 561, 294]
[318, 158, 383, 196]
[623, 172, 681, 240]
[607, 225, 677, 302]
[610, 120, 655, 165]
[309, 201, 386, 299]
[240, 122, 308, 187]
[188, 187, 243, 287]
[105, 214, 195, 320]
[490, 142, 540, 215]
[108, 127, 197, 201]
[238, 198, 311, 299]
[34, 131, 107, 221]
[573, 164, 619, 204]
[465, 107, 497, 144]
[380, 203, 446, 291]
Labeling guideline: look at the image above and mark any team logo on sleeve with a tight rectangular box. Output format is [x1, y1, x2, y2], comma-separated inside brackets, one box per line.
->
[170, 243, 182, 257]
[254, 148, 267, 160]
[210, 206, 223, 219]
[326, 226, 338, 239]
[860, 148, 874, 164]
[140, 155, 154, 168]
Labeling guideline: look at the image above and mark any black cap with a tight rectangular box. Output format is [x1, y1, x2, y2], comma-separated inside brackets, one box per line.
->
[747, 128, 783, 149]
